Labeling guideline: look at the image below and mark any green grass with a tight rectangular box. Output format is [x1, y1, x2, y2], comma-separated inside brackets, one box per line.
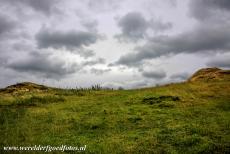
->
[0, 81, 230, 153]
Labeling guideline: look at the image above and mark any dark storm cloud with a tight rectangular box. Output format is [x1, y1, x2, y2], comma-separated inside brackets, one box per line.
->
[7, 51, 79, 79]
[90, 68, 111, 75]
[36, 28, 101, 51]
[0, 0, 59, 15]
[170, 72, 190, 80]
[115, 12, 148, 41]
[0, 14, 15, 37]
[142, 70, 166, 79]
[149, 19, 172, 32]
[0, 56, 7, 65]
[116, 23, 230, 66]
[206, 56, 230, 68]
[189, 0, 230, 20]
[115, 12, 172, 42]
[25, 0, 59, 15]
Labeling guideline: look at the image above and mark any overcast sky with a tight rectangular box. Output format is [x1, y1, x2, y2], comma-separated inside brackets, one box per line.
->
[0, 0, 230, 89]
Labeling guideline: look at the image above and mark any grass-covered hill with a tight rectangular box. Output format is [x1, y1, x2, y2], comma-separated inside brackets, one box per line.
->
[0, 68, 230, 153]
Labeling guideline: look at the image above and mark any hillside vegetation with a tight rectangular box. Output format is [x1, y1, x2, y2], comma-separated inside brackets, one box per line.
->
[0, 68, 230, 153]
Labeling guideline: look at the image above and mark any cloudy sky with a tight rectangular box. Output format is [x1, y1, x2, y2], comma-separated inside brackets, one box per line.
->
[0, 0, 230, 89]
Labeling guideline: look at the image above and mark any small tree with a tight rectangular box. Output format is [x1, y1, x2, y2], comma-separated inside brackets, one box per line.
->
[118, 86, 124, 90]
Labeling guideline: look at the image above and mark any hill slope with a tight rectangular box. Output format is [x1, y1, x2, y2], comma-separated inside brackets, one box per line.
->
[0, 68, 230, 153]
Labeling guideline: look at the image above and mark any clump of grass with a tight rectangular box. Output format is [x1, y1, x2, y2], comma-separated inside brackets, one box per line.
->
[91, 84, 102, 90]
[142, 95, 180, 105]
[128, 116, 142, 123]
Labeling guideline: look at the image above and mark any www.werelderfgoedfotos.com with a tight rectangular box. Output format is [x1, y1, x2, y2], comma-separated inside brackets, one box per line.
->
[0, 0, 230, 153]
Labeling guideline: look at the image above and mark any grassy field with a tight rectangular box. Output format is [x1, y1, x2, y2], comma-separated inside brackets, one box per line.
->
[0, 80, 230, 153]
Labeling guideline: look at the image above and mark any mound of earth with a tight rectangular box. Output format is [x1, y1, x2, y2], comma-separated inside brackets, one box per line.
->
[0, 82, 49, 94]
[188, 67, 230, 82]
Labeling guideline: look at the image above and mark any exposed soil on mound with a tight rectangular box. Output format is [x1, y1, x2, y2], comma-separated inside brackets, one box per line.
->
[188, 67, 230, 82]
[0, 82, 49, 94]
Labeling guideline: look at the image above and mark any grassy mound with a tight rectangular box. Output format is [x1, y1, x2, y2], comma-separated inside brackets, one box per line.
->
[0, 82, 50, 94]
